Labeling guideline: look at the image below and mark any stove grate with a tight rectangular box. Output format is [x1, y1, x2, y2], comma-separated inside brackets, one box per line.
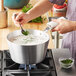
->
[0, 49, 57, 76]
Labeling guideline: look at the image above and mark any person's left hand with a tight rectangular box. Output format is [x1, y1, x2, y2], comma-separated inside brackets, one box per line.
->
[52, 19, 74, 34]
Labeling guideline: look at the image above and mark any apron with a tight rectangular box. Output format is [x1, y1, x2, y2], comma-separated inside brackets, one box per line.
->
[62, 0, 76, 64]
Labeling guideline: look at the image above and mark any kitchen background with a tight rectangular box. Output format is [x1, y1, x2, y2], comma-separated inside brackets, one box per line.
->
[1, 1, 76, 76]
[0, 0, 67, 50]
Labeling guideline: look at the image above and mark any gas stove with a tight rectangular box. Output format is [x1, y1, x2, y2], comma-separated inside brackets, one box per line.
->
[0, 49, 57, 76]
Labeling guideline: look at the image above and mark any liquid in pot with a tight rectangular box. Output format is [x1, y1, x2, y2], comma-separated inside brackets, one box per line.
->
[10, 34, 48, 45]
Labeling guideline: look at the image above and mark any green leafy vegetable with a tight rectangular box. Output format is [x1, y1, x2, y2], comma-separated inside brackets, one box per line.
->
[61, 59, 73, 64]
[29, 16, 43, 23]
[22, 4, 33, 13]
[22, 30, 29, 35]
[22, 4, 44, 23]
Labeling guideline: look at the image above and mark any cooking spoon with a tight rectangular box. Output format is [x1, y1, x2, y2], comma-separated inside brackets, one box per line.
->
[14, 14, 29, 35]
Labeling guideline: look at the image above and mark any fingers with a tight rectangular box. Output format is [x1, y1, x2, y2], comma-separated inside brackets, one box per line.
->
[51, 19, 57, 22]
[12, 12, 24, 27]
[16, 12, 24, 21]
[52, 28, 63, 34]
[52, 26, 66, 34]
[51, 19, 68, 34]
[52, 26, 60, 31]
[19, 20, 25, 25]
[13, 20, 20, 27]
[51, 19, 63, 32]
[12, 12, 29, 27]
[15, 12, 25, 25]
[12, 13, 19, 20]
[52, 19, 62, 23]
[12, 13, 21, 27]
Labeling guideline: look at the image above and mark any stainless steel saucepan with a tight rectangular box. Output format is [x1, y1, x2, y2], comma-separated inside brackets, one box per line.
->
[7, 29, 50, 64]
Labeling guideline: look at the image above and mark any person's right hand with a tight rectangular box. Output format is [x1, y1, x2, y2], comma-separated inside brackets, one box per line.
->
[51, 19, 74, 34]
[12, 12, 30, 27]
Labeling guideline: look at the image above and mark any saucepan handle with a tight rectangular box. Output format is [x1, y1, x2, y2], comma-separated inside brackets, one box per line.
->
[44, 17, 66, 32]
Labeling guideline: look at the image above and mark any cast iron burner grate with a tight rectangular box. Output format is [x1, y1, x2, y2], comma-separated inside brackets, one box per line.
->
[0, 49, 57, 76]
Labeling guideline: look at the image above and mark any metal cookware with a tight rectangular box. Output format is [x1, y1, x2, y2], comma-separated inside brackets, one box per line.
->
[7, 29, 50, 64]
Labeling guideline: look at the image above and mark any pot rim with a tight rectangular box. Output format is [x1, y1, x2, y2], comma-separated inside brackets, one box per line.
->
[7, 29, 50, 46]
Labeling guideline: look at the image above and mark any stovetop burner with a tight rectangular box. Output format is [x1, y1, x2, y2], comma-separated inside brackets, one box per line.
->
[0, 49, 57, 76]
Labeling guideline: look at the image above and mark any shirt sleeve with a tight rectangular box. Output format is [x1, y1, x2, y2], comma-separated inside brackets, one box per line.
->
[48, 0, 65, 5]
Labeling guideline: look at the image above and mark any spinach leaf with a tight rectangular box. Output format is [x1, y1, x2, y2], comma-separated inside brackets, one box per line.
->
[22, 30, 29, 35]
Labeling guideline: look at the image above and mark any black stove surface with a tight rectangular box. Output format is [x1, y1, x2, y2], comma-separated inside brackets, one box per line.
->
[0, 49, 57, 76]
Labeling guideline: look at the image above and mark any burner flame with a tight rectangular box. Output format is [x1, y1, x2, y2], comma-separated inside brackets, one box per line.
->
[19, 64, 36, 70]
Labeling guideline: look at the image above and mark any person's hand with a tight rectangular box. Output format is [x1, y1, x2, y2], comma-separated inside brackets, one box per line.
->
[52, 19, 74, 34]
[12, 12, 30, 27]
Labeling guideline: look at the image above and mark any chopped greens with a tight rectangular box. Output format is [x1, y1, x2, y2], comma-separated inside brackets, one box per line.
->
[61, 59, 73, 64]
[22, 30, 29, 35]
[29, 16, 43, 23]
[22, 4, 44, 23]
[22, 4, 33, 13]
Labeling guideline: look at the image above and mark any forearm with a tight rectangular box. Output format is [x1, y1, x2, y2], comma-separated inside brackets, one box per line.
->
[26, 0, 53, 21]
[72, 21, 76, 31]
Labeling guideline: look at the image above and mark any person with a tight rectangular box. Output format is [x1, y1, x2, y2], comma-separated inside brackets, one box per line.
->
[13, 0, 76, 62]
